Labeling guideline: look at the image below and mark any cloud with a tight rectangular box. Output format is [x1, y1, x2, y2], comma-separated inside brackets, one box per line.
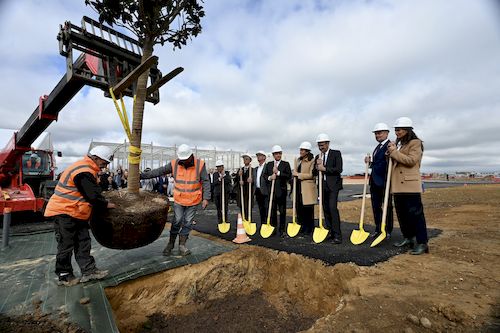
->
[1, 0, 499, 174]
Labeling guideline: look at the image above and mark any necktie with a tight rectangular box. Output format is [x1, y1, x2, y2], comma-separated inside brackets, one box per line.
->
[374, 143, 382, 156]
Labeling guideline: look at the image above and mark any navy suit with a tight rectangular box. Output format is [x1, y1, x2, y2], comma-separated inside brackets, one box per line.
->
[213, 171, 231, 223]
[369, 141, 393, 234]
[262, 160, 292, 234]
[253, 164, 268, 225]
[313, 149, 343, 239]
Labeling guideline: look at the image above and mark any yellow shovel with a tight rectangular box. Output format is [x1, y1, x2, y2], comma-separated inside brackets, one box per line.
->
[313, 171, 329, 243]
[371, 158, 393, 247]
[260, 178, 276, 238]
[217, 173, 230, 234]
[287, 159, 301, 237]
[350, 155, 371, 245]
[244, 167, 257, 235]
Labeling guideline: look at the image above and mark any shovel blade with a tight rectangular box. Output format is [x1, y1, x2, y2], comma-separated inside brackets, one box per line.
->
[260, 224, 275, 238]
[350, 228, 370, 245]
[287, 222, 301, 237]
[218, 222, 230, 234]
[313, 227, 329, 243]
[243, 220, 257, 236]
[370, 230, 387, 247]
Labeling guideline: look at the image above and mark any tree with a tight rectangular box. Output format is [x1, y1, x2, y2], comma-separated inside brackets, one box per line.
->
[85, 0, 204, 194]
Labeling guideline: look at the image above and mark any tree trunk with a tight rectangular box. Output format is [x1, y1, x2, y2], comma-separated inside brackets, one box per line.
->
[127, 38, 154, 195]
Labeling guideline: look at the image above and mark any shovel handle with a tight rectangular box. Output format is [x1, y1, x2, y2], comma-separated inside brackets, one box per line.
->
[266, 178, 275, 225]
[248, 167, 252, 222]
[359, 155, 370, 228]
[221, 174, 225, 223]
[380, 158, 393, 233]
[240, 182, 246, 221]
[292, 158, 297, 223]
[318, 170, 324, 228]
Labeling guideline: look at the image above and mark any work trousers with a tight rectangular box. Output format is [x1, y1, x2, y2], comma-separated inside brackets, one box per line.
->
[370, 183, 394, 234]
[254, 188, 268, 225]
[322, 187, 342, 238]
[295, 182, 314, 234]
[270, 192, 287, 234]
[172, 203, 197, 237]
[53, 215, 96, 276]
[214, 193, 229, 224]
[393, 193, 428, 244]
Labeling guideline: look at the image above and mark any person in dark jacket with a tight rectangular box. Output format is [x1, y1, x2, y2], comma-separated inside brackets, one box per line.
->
[253, 151, 268, 226]
[366, 123, 394, 239]
[213, 160, 231, 224]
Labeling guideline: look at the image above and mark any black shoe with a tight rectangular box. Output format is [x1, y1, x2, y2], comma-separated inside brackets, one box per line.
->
[386, 233, 391, 240]
[332, 237, 342, 244]
[370, 232, 381, 239]
[57, 273, 79, 286]
[393, 238, 414, 248]
[410, 243, 429, 255]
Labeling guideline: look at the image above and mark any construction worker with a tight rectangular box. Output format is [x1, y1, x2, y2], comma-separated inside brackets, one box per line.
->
[141, 144, 210, 256]
[314, 133, 343, 244]
[213, 160, 231, 224]
[44, 146, 115, 286]
[365, 123, 394, 239]
[262, 145, 292, 237]
[387, 117, 429, 255]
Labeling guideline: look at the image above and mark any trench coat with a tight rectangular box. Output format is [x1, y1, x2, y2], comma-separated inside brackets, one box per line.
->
[295, 158, 318, 205]
[389, 139, 423, 193]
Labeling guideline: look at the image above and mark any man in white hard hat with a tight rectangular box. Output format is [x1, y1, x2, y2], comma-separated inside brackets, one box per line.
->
[213, 160, 231, 224]
[262, 145, 292, 236]
[238, 153, 254, 220]
[314, 133, 344, 244]
[141, 144, 211, 256]
[44, 146, 116, 286]
[253, 151, 268, 226]
[365, 123, 394, 239]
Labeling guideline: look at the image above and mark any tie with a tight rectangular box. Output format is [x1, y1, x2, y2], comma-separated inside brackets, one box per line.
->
[373, 143, 382, 156]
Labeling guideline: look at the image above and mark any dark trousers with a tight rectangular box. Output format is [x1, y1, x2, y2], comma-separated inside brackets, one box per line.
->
[295, 184, 314, 234]
[322, 187, 342, 237]
[214, 193, 229, 223]
[370, 183, 394, 234]
[393, 193, 428, 244]
[255, 188, 268, 225]
[270, 192, 287, 234]
[53, 215, 96, 276]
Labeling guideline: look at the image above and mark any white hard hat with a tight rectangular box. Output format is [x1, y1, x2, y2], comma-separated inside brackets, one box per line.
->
[255, 150, 266, 156]
[316, 133, 330, 143]
[393, 117, 413, 128]
[372, 122, 390, 132]
[176, 144, 193, 160]
[271, 145, 282, 153]
[215, 160, 224, 167]
[299, 141, 312, 150]
[241, 153, 252, 160]
[89, 146, 114, 163]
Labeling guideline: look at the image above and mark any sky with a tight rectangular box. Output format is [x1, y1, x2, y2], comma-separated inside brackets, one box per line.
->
[1, 0, 499, 174]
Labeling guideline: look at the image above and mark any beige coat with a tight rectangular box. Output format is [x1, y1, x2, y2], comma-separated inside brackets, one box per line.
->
[389, 139, 423, 193]
[295, 158, 318, 205]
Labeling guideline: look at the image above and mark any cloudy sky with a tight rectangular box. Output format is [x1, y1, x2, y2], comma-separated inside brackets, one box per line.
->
[1, 0, 499, 174]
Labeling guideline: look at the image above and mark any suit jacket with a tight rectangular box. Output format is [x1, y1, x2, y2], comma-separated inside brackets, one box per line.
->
[389, 139, 423, 194]
[370, 141, 390, 187]
[313, 149, 343, 191]
[262, 159, 292, 198]
[212, 171, 231, 196]
[253, 163, 269, 196]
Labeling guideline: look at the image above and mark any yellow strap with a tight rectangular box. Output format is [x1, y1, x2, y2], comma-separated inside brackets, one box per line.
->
[109, 87, 141, 164]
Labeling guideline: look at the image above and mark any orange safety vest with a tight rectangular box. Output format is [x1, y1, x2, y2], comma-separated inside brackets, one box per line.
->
[44, 156, 100, 220]
[171, 158, 205, 206]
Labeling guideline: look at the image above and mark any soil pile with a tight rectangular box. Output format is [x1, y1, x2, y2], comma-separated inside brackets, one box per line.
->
[91, 190, 169, 249]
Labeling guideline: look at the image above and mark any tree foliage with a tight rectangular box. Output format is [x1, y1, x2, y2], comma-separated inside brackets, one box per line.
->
[85, 0, 204, 49]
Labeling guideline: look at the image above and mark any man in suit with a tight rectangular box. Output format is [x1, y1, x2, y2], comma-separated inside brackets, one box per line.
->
[262, 145, 292, 236]
[253, 151, 268, 226]
[212, 160, 231, 224]
[365, 123, 394, 239]
[314, 133, 343, 244]
[237, 153, 254, 220]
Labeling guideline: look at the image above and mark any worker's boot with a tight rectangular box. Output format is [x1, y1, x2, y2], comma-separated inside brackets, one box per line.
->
[163, 235, 177, 256]
[179, 235, 191, 256]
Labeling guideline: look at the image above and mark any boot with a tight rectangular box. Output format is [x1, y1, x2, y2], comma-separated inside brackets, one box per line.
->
[410, 243, 429, 255]
[179, 235, 191, 256]
[163, 235, 177, 256]
[393, 237, 415, 248]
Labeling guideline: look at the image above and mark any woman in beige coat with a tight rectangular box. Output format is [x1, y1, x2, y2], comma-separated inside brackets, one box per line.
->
[387, 117, 429, 255]
[292, 142, 318, 235]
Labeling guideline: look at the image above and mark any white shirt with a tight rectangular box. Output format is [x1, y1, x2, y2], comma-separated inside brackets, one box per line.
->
[256, 163, 264, 188]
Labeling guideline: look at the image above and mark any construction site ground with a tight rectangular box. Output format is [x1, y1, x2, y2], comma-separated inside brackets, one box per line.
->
[0, 182, 499, 332]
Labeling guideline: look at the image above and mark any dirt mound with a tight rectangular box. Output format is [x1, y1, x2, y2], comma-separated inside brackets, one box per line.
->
[106, 247, 359, 332]
[90, 190, 169, 249]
